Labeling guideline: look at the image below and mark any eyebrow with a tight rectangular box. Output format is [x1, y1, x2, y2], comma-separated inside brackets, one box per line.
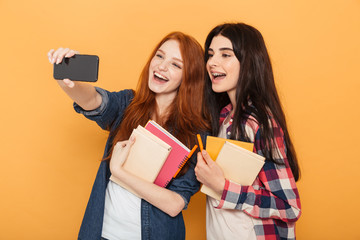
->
[208, 47, 234, 52]
[157, 49, 183, 63]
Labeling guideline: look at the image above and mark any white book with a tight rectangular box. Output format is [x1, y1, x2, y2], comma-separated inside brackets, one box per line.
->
[110, 125, 172, 196]
[201, 141, 265, 200]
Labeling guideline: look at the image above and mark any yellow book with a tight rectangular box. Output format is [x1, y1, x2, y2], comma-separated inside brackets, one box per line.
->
[206, 136, 254, 160]
[201, 139, 265, 200]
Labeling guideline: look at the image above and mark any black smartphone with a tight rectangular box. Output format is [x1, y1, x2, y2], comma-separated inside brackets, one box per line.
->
[53, 54, 99, 82]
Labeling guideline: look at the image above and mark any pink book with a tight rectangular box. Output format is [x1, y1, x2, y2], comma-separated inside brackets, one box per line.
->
[145, 120, 190, 187]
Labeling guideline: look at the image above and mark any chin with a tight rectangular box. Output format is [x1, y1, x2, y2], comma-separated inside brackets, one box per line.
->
[149, 85, 161, 94]
[212, 85, 225, 93]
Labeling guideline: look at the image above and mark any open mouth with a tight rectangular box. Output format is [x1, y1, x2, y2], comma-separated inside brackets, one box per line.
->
[211, 72, 226, 80]
[154, 72, 169, 82]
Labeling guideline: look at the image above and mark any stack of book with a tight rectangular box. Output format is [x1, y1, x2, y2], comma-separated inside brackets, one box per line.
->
[110, 120, 196, 194]
[110, 121, 265, 200]
[200, 136, 265, 200]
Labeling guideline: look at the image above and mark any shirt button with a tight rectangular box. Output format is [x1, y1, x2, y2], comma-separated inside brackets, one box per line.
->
[227, 131, 231, 135]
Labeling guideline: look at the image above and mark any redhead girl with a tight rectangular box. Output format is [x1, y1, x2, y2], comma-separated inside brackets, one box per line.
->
[195, 23, 301, 240]
[48, 32, 209, 240]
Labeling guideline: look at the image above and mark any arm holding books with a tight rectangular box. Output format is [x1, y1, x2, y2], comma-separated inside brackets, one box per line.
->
[110, 138, 186, 217]
[207, 124, 301, 222]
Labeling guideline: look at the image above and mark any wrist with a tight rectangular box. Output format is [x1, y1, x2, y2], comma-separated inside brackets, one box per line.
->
[216, 178, 226, 195]
[110, 164, 125, 178]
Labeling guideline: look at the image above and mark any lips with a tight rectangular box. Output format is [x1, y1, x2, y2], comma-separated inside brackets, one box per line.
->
[210, 71, 226, 82]
[154, 71, 169, 82]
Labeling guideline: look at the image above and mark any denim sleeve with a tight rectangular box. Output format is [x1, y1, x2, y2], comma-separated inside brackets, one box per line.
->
[73, 87, 134, 131]
[167, 132, 208, 209]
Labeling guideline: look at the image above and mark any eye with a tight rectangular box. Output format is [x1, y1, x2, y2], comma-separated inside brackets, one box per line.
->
[207, 53, 213, 58]
[172, 63, 182, 69]
[222, 53, 231, 57]
[156, 53, 163, 59]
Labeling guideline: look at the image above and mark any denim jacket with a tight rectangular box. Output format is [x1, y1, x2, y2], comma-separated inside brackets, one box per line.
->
[75, 88, 203, 240]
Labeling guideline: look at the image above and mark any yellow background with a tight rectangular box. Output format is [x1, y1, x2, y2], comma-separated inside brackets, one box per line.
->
[1, 0, 359, 239]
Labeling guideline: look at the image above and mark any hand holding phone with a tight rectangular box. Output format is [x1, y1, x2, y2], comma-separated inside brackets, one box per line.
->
[53, 54, 99, 82]
[48, 48, 99, 82]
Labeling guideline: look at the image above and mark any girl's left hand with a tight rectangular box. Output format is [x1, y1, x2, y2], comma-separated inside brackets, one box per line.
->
[109, 136, 135, 175]
[195, 150, 226, 195]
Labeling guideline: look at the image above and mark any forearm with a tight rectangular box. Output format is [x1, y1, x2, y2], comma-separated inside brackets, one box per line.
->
[221, 122, 301, 222]
[218, 178, 301, 222]
[56, 80, 102, 110]
[112, 169, 185, 217]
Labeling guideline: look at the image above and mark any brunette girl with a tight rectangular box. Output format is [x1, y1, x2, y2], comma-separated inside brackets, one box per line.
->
[195, 23, 301, 240]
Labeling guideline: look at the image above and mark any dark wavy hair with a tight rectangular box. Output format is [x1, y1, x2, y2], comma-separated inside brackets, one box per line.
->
[204, 23, 300, 181]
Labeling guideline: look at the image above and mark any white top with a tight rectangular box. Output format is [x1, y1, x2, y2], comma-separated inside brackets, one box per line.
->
[102, 180, 141, 240]
[206, 119, 257, 240]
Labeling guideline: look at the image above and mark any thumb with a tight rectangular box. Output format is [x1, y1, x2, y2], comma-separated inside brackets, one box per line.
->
[63, 78, 75, 88]
[129, 135, 136, 145]
[121, 136, 136, 156]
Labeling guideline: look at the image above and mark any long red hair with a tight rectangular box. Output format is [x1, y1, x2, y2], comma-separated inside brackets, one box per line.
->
[108, 32, 210, 160]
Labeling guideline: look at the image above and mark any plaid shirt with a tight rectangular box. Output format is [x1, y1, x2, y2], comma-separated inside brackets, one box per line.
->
[216, 103, 301, 240]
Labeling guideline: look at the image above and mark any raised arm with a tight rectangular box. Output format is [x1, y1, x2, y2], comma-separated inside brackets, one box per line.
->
[48, 48, 102, 111]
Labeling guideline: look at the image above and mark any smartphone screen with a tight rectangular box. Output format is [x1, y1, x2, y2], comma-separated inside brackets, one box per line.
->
[53, 54, 99, 82]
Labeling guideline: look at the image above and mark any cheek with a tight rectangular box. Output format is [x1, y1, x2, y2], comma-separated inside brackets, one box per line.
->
[175, 76, 183, 88]
[173, 70, 183, 84]
[149, 58, 156, 69]
[206, 64, 211, 76]
[227, 62, 240, 77]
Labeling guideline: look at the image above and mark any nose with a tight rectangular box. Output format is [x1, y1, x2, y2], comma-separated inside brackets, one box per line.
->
[207, 55, 218, 67]
[158, 60, 168, 71]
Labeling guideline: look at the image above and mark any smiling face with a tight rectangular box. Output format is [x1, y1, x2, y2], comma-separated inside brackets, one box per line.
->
[206, 35, 240, 100]
[148, 39, 183, 102]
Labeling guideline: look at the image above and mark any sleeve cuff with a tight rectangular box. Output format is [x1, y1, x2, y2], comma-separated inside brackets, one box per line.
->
[215, 179, 229, 209]
[215, 179, 242, 209]
[73, 87, 109, 116]
[179, 194, 189, 210]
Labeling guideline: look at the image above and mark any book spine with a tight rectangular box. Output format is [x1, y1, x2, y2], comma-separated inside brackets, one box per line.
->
[163, 180, 170, 188]
[177, 156, 188, 168]
[172, 156, 189, 179]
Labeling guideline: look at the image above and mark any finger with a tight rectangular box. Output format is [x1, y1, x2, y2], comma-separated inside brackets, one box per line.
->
[63, 79, 75, 88]
[55, 47, 70, 64]
[196, 152, 206, 167]
[51, 47, 64, 64]
[121, 137, 134, 153]
[112, 141, 125, 157]
[51, 48, 63, 64]
[48, 49, 55, 63]
[120, 140, 129, 148]
[128, 135, 136, 146]
[194, 164, 202, 175]
[194, 165, 205, 183]
[65, 49, 79, 58]
[201, 150, 214, 165]
[113, 140, 129, 151]
[114, 140, 129, 148]
[194, 165, 200, 178]
[114, 141, 124, 150]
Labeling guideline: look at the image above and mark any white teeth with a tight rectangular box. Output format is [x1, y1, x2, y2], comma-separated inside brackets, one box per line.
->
[154, 72, 168, 81]
[212, 72, 226, 77]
